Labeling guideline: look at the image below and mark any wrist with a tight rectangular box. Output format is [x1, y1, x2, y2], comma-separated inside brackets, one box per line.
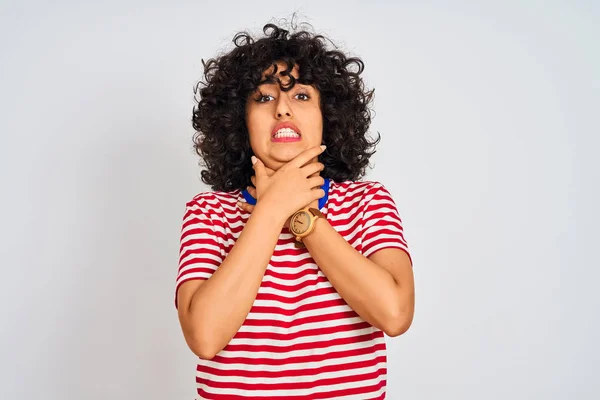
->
[252, 201, 289, 227]
[289, 207, 325, 243]
[302, 215, 326, 243]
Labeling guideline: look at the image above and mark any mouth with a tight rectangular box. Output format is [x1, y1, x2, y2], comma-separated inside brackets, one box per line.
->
[271, 122, 301, 142]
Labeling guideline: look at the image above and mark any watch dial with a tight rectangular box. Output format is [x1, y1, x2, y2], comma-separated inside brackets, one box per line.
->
[292, 211, 310, 234]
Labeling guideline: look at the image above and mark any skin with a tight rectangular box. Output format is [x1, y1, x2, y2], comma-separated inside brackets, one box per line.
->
[245, 61, 324, 216]
[245, 62, 323, 170]
[176, 61, 415, 360]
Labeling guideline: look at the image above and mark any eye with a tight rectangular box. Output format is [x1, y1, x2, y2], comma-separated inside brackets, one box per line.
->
[255, 93, 275, 103]
[295, 92, 310, 101]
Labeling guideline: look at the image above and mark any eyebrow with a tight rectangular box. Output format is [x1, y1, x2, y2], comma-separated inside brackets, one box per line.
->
[256, 81, 312, 90]
[260, 81, 307, 87]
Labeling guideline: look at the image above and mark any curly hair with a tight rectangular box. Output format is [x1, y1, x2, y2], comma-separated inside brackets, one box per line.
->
[192, 22, 380, 192]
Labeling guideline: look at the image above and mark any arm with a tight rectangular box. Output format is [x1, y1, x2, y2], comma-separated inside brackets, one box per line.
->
[177, 202, 286, 359]
[302, 183, 414, 336]
[177, 146, 326, 359]
[303, 220, 414, 336]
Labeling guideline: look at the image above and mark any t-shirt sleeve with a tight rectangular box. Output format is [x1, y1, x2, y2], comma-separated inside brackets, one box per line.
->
[360, 182, 412, 265]
[174, 198, 224, 309]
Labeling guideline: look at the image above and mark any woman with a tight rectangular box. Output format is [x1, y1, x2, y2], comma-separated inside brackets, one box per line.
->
[176, 22, 415, 399]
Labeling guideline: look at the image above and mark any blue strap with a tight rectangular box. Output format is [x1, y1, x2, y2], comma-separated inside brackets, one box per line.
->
[242, 178, 330, 209]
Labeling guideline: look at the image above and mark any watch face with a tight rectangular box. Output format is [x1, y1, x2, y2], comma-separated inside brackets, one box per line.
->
[291, 211, 311, 234]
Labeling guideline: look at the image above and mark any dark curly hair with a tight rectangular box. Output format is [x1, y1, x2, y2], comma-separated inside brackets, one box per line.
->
[192, 22, 380, 192]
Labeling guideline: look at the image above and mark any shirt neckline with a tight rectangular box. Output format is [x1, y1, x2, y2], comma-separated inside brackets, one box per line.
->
[241, 178, 331, 210]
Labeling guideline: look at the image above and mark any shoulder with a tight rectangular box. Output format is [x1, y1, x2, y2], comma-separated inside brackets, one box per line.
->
[329, 180, 392, 200]
[184, 189, 242, 216]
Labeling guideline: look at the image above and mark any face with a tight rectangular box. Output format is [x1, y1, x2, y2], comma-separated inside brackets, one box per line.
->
[245, 61, 323, 170]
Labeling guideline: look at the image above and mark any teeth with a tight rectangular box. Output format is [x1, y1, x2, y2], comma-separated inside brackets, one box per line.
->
[274, 128, 300, 138]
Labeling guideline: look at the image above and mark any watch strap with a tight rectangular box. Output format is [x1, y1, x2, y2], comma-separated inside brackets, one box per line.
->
[308, 207, 325, 219]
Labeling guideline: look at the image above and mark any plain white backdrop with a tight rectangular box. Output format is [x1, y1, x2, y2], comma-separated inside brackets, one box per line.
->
[1, 0, 598, 399]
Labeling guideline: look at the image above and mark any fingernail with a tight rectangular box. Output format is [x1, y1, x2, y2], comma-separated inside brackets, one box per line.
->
[251, 156, 257, 165]
[236, 202, 243, 209]
[320, 145, 326, 151]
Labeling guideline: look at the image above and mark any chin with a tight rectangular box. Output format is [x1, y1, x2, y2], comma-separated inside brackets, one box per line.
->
[270, 147, 304, 164]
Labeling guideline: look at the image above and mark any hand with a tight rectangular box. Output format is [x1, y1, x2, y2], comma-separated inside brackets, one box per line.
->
[244, 185, 297, 228]
[242, 191, 318, 230]
[240, 164, 292, 226]
[237, 145, 326, 227]
[242, 174, 321, 229]
[243, 168, 320, 228]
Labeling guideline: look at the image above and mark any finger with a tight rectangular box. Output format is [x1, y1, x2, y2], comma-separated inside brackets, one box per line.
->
[251, 156, 268, 177]
[246, 185, 257, 198]
[236, 201, 254, 214]
[250, 176, 256, 186]
[310, 187, 326, 201]
[264, 166, 276, 177]
[289, 145, 326, 169]
[302, 162, 325, 177]
[307, 175, 325, 188]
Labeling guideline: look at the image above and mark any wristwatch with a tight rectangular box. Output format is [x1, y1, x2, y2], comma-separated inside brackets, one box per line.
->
[289, 207, 325, 246]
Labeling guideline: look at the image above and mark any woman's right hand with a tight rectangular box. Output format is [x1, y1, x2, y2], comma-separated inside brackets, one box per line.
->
[250, 145, 326, 224]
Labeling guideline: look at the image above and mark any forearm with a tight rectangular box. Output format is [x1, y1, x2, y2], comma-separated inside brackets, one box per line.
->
[303, 218, 411, 335]
[187, 204, 285, 357]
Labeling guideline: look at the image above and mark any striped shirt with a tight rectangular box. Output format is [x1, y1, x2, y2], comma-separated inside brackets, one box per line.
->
[176, 180, 411, 399]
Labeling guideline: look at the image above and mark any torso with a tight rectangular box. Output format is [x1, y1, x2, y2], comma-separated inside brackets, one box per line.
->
[178, 180, 408, 399]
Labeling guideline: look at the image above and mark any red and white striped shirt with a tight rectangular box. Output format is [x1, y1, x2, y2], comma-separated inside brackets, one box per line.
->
[176, 180, 411, 399]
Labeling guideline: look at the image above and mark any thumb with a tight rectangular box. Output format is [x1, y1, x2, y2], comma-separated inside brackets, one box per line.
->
[252, 156, 267, 177]
[264, 166, 276, 177]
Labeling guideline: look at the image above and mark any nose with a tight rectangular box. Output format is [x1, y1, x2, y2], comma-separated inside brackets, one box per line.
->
[275, 95, 292, 119]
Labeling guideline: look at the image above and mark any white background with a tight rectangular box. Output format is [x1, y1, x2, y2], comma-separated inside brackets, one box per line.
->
[1, 0, 598, 399]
